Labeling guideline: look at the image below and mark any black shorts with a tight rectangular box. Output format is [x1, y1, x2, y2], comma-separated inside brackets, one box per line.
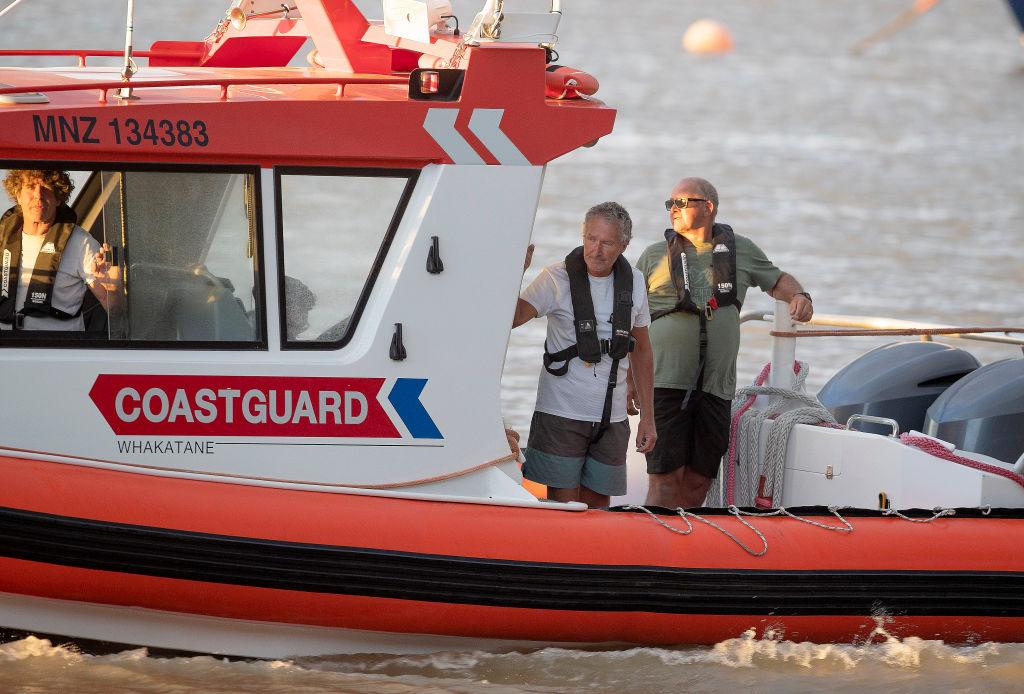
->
[645, 388, 731, 479]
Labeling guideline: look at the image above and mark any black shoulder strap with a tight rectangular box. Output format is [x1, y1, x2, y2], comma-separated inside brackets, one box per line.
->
[606, 254, 634, 360]
[709, 223, 740, 310]
[651, 228, 699, 321]
[0, 208, 25, 324]
[564, 246, 602, 364]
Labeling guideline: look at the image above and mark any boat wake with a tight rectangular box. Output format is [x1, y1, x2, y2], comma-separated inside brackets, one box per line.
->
[4, 627, 1022, 693]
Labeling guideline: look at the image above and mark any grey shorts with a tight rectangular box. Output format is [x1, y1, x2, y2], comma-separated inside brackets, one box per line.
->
[522, 411, 630, 496]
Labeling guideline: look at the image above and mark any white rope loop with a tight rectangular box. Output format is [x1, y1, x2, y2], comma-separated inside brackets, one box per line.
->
[625, 503, 957, 556]
[881, 506, 956, 523]
[624, 504, 768, 556]
[732, 504, 855, 533]
[625, 503, 694, 535]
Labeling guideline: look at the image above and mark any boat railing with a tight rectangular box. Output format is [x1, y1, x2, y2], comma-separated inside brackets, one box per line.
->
[740, 309, 1024, 348]
[0, 49, 204, 68]
[0, 74, 409, 103]
[742, 302, 1024, 391]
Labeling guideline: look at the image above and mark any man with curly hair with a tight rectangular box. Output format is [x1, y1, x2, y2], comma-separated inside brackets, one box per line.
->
[0, 169, 120, 331]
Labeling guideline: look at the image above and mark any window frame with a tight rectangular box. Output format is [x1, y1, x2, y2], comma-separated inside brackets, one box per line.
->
[274, 166, 420, 351]
[0, 159, 268, 350]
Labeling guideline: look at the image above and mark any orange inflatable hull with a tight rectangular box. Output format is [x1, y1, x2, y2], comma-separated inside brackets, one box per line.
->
[1, 455, 1023, 649]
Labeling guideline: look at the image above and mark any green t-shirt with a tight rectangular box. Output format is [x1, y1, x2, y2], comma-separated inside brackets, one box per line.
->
[635, 231, 782, 400]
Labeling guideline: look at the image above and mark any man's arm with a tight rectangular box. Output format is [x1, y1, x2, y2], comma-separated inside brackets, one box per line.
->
[85, 243, 122, 312]
[628, 325, 657, 454]
[513, 298, 538, 328]
[512, 243, 538, 328]
[768, 272, 813, 322]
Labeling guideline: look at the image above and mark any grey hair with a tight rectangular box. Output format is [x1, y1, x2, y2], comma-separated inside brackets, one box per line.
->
[581, 201, 633, 245]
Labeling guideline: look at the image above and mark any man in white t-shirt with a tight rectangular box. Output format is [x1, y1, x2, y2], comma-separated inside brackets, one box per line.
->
[513, 202, 657, 507]
[0, 169, 120, 332]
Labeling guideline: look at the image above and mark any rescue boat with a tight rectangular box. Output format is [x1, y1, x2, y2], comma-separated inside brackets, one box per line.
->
[1, 1, 1023, 658]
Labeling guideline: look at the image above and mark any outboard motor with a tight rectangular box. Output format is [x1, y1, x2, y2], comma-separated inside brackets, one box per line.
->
[924, 358, 1024, 464]
[818, 341, 980, 436]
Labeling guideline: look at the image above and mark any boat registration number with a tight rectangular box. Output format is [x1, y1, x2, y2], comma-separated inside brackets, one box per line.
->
[31, 114, 209, 148]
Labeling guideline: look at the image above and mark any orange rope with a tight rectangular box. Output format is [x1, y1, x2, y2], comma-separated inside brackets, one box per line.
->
[771, 326, 1024, 338]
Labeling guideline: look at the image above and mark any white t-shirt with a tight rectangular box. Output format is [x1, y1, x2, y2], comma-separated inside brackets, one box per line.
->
[3, 226, 100, 331]
[521, 261, 651, 423]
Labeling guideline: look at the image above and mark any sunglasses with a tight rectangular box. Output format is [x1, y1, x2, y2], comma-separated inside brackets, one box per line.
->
[664, 197, 709, 210]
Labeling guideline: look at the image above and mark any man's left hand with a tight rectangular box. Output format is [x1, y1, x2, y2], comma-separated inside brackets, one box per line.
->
[789, 294, 813, 322]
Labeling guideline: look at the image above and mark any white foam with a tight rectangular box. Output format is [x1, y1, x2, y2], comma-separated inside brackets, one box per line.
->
[0, 635, 82, 662]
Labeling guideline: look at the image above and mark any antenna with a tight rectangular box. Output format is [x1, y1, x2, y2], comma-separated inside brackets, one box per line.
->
[118, 0, 137, 99]
[0, 0, 30, 21]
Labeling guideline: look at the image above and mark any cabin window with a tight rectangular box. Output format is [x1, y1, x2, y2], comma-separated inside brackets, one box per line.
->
[276, 169, 417, 347]
[116, 171, 260, 343]
[0, 165, 263, 347]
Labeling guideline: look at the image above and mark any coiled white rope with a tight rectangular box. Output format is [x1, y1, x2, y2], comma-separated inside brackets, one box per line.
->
[709, 362, 838, 507]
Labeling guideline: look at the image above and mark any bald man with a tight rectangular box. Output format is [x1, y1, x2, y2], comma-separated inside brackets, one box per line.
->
[630, 177, 812, 508]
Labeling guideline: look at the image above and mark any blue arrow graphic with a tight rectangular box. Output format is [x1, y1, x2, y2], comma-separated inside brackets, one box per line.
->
[388, 378, 443, 440]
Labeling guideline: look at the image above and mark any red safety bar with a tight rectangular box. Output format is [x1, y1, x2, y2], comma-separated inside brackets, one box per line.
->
[0, 74, 409, 103]
[0, 49, 205, 68]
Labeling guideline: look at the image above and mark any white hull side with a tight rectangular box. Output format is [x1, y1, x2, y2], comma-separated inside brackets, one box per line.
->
[0, 591, 572, 658]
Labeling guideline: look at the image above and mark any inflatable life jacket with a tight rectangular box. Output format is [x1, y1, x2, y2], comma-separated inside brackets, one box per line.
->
[652, 223, 740, 322]
[0, 204, 82, 327]
[651, 223, 740, 408]
[543, 246, 635, 442]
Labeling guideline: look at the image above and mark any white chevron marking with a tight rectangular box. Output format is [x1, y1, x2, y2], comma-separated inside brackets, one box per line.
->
[423, 108, 484, 165]
[467, 108, 530, 166]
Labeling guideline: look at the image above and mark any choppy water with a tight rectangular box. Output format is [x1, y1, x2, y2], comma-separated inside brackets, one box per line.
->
[3, 0, 1024, 690]
[4, 629, 1024, 693]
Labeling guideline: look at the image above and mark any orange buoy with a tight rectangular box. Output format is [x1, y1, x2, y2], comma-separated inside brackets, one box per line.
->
[544, 65, 599, 99]
[681, 19, 734, 54]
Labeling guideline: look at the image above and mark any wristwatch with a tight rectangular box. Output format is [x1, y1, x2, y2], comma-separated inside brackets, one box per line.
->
[795, 291, 812, 303]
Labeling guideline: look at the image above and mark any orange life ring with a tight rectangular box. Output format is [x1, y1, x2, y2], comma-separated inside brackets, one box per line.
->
[544, 65, 599, 99]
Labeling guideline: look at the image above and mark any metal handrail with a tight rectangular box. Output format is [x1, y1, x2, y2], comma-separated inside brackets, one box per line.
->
[0, 49, 204, 68]
[740, 309, 1024, 348]
[0, 74, 408, 103]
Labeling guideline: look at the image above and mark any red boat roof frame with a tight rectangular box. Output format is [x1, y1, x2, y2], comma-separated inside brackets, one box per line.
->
[0, 1, 615, 169]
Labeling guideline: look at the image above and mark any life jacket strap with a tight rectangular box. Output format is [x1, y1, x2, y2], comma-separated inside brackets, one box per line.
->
[680, 311, 709, 411]
[543, 335, 636, 377]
